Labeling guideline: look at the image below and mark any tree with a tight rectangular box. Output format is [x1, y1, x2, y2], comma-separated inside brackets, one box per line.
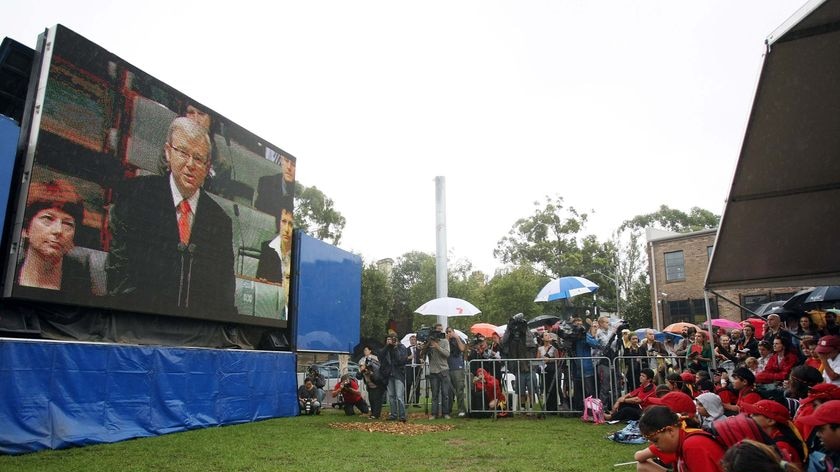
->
[480, 265, 548, 326]
[360, 262, 394, 340]
[494, 195, 615, 310]
[619, 205, 719, 234]
[293, 182, 346, 245]
[389, 251, 437, 332]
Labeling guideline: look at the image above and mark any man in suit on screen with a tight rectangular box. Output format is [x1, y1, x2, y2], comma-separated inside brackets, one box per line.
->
[106, 117, 235, 318]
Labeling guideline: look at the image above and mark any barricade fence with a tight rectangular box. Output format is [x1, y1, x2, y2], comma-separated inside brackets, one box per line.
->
[357, 354, 705, 416]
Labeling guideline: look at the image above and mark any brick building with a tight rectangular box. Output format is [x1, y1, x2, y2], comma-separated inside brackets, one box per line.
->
[646, 228, 803, 330]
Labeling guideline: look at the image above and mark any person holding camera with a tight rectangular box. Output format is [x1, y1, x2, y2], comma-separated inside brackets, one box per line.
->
[332, 373, 369, 416]
[379, 331, 409, 422]
[422, 325, 452, 419]
[446, 327, 468, 417]
[358, 346, 385, 419]
[297, 377, 321, 415]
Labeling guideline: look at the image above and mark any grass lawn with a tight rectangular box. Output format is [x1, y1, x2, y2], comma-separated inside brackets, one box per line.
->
[0, 408, 642, 471]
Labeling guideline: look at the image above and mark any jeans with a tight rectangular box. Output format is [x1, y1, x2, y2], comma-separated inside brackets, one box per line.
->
[429, 370, 452, 417]
[387, 376, 406, 420]
[449, 368, 467, 414]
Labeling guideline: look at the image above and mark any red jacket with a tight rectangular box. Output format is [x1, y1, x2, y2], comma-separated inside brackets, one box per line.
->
[755, 351, 799, 384]
[676, 429, 725, 472]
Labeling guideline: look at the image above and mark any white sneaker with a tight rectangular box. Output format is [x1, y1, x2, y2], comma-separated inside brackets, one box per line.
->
[444, 415, 451, 419]
[458, 412, 466, 417]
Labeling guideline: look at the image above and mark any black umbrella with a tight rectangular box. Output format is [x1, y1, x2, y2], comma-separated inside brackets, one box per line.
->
[804, 286, 840, 305]
[782, 288, 816, 312]
[527, 314, 561, 329]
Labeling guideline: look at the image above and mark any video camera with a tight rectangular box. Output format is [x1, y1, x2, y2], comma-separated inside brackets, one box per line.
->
[416, 325, 445, 343]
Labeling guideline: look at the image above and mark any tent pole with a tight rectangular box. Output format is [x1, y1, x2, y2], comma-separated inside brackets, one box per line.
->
[704, 291, 717, 371]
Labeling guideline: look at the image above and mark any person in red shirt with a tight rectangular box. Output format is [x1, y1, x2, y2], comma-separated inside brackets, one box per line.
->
[723, 367, 761, 415]
[332, 374, 369, 416]
[741, 399, 808, 470]
[755, 336, 799, 388]
[634, 392, 701, 471]
[794, 383, 840, 442]
[639, 405, 725, 472]
[605, 368, 657, 421]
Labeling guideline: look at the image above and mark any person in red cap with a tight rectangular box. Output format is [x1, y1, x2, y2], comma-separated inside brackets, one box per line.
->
[797, 400, 840, 471]
[741, 399, 808, 470]
[794, 382, 840, 442]
[817, 335, 840, 386]
[633, 392, 700, 472]
[638, 405, 725, 472]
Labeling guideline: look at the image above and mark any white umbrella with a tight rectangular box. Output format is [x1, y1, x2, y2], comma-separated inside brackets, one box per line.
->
[414, 297, 481, 317]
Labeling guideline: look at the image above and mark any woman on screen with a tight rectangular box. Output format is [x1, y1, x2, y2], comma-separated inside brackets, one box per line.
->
[16, 179, 90, 295]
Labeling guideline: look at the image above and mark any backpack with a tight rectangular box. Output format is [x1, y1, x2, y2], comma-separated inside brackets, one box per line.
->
[581, 396, 605, 424]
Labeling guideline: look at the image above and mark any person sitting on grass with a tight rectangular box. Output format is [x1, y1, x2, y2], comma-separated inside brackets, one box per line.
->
[741, 399, 808, 470]
[333, 374, 369, 416]
[638, 405, 725, 472]
[721, 439, 803, 472]
[605, 368, 656, 422]
[633, 391, 701, 472]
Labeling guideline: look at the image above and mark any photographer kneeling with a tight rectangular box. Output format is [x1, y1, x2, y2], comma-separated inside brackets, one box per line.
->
[333, 374, 370, 416]
[298, 377, 321, 415]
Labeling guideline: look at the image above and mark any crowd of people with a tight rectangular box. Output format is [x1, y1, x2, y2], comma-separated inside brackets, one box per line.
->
[604, 311, 840, 472]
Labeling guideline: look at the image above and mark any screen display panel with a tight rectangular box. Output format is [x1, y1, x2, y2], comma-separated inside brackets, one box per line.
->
[5, 25, 295, 328]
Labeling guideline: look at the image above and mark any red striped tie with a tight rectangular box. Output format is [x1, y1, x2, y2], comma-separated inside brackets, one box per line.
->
[178, 200, 191, 244]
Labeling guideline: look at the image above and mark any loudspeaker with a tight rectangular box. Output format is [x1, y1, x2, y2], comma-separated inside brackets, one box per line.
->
[259, 331, 289, 351]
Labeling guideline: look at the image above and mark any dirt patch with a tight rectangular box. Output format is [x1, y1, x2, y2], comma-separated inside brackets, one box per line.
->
[330, 421, 455, 436]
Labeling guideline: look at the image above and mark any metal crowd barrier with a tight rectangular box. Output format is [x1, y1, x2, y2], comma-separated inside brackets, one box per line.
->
[610, 354, 686, 397]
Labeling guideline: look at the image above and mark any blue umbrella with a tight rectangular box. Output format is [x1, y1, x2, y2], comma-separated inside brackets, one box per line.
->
[534, 276, 599, 302]
[634, 328, 683, 343]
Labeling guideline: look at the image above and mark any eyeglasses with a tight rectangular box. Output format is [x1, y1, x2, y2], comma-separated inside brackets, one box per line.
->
[167, 142, 209, 168]
[643, 425, 673, 443]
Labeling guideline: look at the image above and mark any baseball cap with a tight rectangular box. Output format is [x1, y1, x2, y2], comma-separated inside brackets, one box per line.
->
[801, 383, 840, 407]
[680, 372, 697, 384]
[731, 367, 755, 385]
[816, 335, 840, 354]
[647, 391, 697, 416]
[798, 400, 840, 427]
[740, 399, 790, 424]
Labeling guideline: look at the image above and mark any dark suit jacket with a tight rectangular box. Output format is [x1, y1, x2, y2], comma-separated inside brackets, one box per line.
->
[255, 240, 282, 283]
[254, 173, 293, 218]
[106, 175, 235, 319]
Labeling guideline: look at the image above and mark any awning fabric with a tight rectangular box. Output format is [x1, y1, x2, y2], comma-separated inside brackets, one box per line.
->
[706, 0, 840, 290]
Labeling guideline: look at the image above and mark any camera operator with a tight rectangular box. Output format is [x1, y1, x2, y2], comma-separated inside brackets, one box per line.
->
[446, 327, 468, 417]
[306, 365, 327, 403]
[421, 325, 452, 419]
[332, 373, 369, 416]
[357, 346, 385, 419]
[378, 331, 409, 422]
[297, 377, 321, 415]
[404, 334, 422, 407]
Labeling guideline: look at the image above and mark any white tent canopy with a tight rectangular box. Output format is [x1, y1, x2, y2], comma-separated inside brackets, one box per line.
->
[706, 0, 840, 291]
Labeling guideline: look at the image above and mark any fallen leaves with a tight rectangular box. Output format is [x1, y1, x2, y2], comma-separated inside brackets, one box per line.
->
[329, 419, 456, 436]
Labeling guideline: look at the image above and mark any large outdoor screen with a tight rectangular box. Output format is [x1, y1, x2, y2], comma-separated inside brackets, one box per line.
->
[3, 25, 294, 328]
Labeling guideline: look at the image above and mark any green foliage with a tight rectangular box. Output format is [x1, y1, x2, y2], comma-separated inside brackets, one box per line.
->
[389, 251, 437, 331]
[479, 265, 549, 325]
[293, 182, 346, 245]
[619, 204, 719, 233]
[0, 411, 640, 472]
[622, 274, 653, 330]
[494, 195, 592, 279]
[360, 263, 394, 340]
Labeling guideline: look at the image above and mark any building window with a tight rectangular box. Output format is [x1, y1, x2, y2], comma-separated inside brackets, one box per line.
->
[664, 251, 685, 282]
[772, 292, 795, 302]
[742, 294, 769, 318]
[707, 246, 713, 259]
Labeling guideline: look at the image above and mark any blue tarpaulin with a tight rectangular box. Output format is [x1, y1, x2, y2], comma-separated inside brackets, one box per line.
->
[0, 339, 298, 454]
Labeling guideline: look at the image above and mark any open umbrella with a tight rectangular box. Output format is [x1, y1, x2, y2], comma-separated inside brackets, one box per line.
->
[663, 322, 702, 335]
[703, 318, 742, 330]
[742, 318, 766, 339]
[415, 297, 481, 317]
[634, 328, 682, 343]
[534, 276, 599, 302]
[470, 323, 498, 338]
[804, 286, 840, 305]
[528, 314, 562, 328]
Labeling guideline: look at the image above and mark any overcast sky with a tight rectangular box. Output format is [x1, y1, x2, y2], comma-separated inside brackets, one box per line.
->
[1, 0, 807, 275]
